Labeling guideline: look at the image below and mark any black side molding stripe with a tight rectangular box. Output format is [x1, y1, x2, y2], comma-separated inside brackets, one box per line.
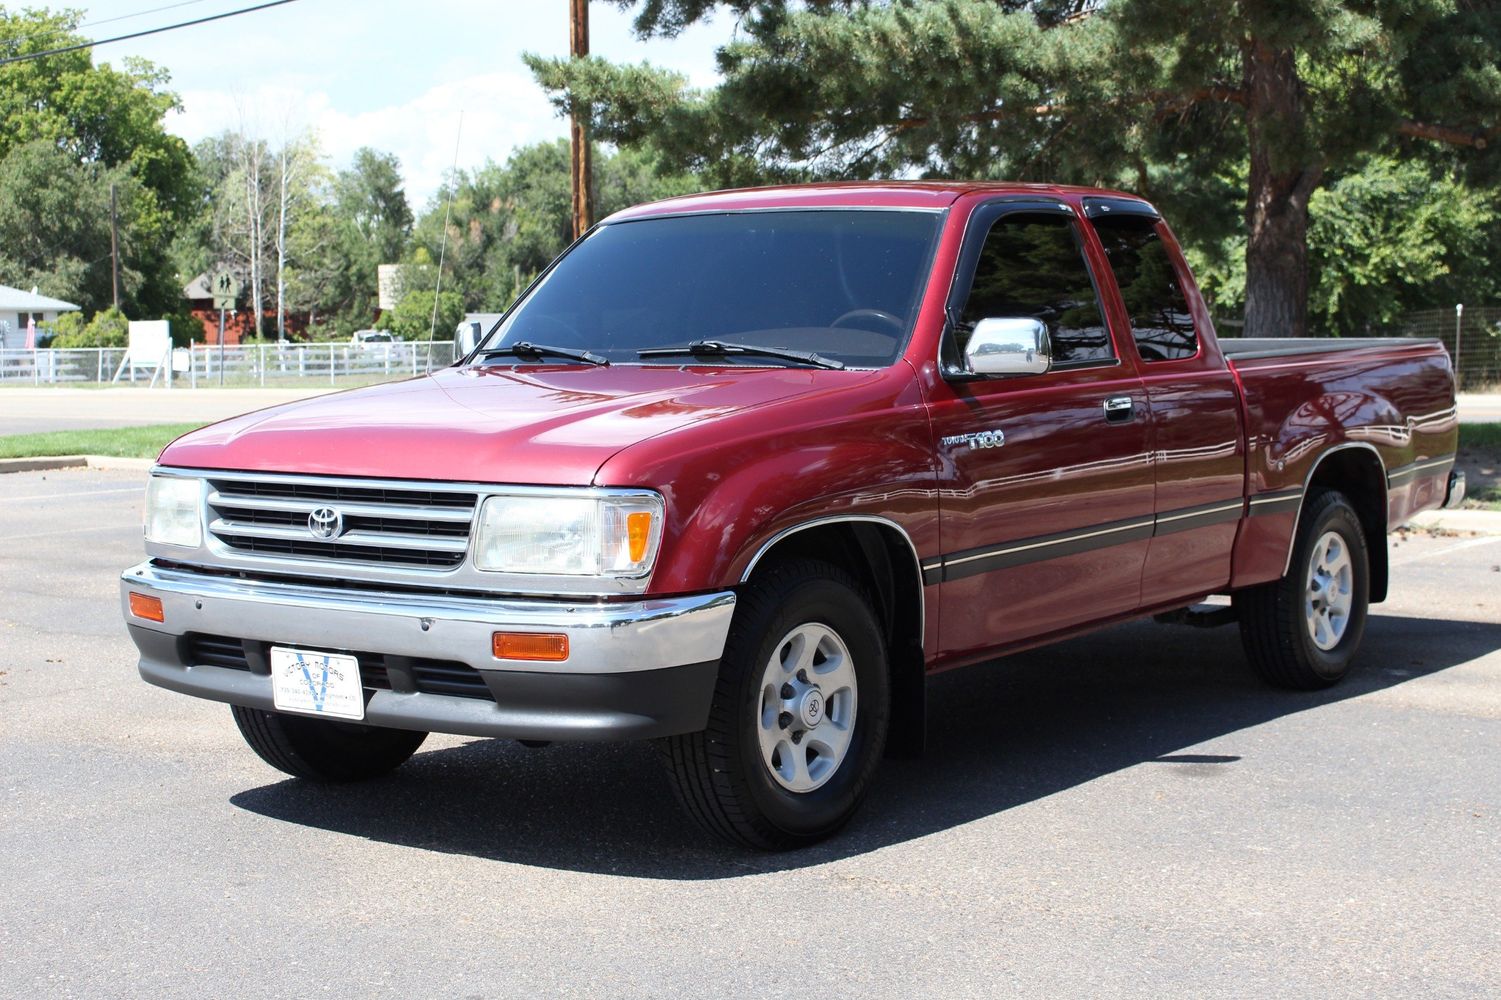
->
[1387, 453, 1456, 488]
[920, 487, 1326, 585]
[1246, 488, 1303, 518]
[942, 517, 1155, 583]
[1151, 499, 1245, 537]
[924, 514, 1156, 585]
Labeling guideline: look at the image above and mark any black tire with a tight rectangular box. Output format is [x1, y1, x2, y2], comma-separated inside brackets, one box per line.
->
[660, 559, 891, 850]
[231, 705, 427, 782]
[1235, 490, 1371, 689]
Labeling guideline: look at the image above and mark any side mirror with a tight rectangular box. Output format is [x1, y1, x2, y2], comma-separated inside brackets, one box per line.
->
[965, 318, 1051, 376]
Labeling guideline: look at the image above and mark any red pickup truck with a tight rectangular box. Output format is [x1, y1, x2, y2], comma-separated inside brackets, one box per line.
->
[122, 182, 1463, 849]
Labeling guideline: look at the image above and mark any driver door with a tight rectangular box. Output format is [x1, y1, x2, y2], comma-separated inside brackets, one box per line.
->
[926, 203, 1154, 662]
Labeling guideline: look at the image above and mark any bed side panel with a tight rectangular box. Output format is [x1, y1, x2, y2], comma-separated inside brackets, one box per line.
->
[1227, 343, 1457, 589]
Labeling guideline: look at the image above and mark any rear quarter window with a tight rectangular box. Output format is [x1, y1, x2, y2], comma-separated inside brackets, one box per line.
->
[1092, 216, 1198, 362]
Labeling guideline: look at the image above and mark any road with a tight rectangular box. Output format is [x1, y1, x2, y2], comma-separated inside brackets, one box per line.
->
[2, 467, 1498, 998]
[2, 386, 1499, 439]
[0, 386, 337, 436]
[1459, 393, 1501, 423]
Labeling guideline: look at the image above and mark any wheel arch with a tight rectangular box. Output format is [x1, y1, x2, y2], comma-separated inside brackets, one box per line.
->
[740, 516, 927, 756]
[1288, 443, 1390, 603]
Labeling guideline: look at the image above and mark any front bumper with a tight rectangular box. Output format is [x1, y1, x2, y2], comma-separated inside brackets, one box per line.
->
[121, 561, 735, 741]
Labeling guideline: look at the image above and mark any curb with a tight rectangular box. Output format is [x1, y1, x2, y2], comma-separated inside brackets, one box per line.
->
[0, 455, 154, 474]
[0, 455, 86, 473]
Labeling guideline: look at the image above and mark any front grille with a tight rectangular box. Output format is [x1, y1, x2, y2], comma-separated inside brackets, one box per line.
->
[183, 634, 494, 701]
[205, 476, 477, 570]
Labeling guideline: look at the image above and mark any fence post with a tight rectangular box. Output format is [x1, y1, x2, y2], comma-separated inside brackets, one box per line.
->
[260, 345, 266, 387]
[329, 342, 335, 386]
[96, 348, 103, 383]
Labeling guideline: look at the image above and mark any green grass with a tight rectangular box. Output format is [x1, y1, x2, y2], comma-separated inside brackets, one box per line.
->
[0, 423, 203, 460]
[1459, 422, 1501, 451]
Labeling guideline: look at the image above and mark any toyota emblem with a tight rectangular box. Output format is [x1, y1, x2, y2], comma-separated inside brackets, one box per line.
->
[307, 506, 344, 540]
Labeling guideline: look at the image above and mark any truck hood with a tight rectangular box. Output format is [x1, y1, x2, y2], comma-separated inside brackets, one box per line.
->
[158, 364, 859, 485]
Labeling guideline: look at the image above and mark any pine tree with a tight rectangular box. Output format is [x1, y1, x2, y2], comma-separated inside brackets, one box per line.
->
[528, 0, 1499, 337]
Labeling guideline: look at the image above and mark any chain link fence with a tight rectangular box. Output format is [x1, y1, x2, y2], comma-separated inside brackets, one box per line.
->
[1362, 306, 1501, 392]
[0, 340, 459, 388]
[5, 317, 1498, 391]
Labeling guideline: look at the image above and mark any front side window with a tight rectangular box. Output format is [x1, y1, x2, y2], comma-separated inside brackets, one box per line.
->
[956, 213, 1112, 368]
[487, 210, 941, 369]
[1092, 215, 1198, 362]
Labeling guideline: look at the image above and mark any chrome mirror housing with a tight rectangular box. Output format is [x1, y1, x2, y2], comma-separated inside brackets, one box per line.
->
[965, 317, 1051, 376]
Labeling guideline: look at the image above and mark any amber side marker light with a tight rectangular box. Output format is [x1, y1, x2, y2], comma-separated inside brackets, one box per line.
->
[128, 593, 165, 623]
[626, 511, 653, 563]
[493, 632, 569, 662]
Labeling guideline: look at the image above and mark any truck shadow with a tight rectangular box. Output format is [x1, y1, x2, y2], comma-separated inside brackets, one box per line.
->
[230, 611, 1500, 878]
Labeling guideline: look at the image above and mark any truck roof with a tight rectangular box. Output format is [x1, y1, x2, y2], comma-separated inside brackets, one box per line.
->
[604, 180, 1147, 222]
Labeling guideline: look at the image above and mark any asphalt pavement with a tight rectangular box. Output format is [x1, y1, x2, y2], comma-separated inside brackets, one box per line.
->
[0, 387, 336, 436]
[1, 386, 1498, 440]
[2, 467, 1498, 998]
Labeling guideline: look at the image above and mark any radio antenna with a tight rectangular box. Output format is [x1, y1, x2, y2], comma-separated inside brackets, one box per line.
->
[428, 110, 464, 360]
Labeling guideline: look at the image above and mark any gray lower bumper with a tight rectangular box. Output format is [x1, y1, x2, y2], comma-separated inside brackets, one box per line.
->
[121, 562, 735, 741]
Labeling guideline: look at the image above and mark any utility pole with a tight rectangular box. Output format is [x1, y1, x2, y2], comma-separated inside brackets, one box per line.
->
[569, 0, 593, 240]
[109, 182, 120, 310]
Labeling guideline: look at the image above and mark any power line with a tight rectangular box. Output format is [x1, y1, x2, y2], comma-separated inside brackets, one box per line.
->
[1, 0, 218, 50]
[0, 0, 300, 68]
[79, 1, 219, 33]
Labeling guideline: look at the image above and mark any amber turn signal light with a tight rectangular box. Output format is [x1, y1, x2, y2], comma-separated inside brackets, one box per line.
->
[128, 592, 165, 623]
[626, 511, 653, 563]
[493, 632, 569, 662]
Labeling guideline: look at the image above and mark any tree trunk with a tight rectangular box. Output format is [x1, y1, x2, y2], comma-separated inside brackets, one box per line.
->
[277, 147, 288, 342]
[245, 147, 264, 341]
[569, 0, 593, 240]
[1242, 41, 1321, 339]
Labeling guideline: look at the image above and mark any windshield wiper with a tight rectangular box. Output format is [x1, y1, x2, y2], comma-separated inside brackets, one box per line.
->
[474, 342, 609, 366]
[637, 340, 844, 370]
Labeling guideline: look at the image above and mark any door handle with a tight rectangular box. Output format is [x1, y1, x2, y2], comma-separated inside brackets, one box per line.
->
[1103, 396, 1134, 423]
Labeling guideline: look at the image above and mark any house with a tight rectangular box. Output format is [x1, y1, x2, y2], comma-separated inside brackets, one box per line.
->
[183, 272, 308, 344]
[0, 285, 81, 348]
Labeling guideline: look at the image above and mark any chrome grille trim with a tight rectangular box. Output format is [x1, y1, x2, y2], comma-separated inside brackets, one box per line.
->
[147, 466, 666, 597]
[205, 474, 477, 570]
[205, 491, 475, 523]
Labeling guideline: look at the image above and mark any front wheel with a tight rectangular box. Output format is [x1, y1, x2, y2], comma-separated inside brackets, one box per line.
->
[231, 705, 427, 782]
[1235, 490, 1371, 689]
[660, 559, 890, 850]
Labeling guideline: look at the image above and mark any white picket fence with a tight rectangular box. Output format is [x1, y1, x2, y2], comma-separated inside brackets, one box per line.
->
[0, 340, 460, 387]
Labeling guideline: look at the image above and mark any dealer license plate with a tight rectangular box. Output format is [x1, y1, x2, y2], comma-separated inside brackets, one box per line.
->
[270, 646, 365, 721]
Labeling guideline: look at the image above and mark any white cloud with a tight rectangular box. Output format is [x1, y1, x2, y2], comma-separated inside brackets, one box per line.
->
[85, 0, 736, 208]
[173, 71, 566, 208]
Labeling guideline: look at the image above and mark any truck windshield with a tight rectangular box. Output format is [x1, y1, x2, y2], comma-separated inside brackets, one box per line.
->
[480, 209, 941, 369]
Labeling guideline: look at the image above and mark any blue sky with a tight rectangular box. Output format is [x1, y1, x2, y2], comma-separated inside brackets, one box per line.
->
[74, 1, 733, 207]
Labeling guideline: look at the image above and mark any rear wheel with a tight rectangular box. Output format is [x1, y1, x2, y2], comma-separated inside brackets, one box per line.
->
[1235, 490, 1371, 689]
[660, 559, 890, 850]
[231, 705, 427, 782]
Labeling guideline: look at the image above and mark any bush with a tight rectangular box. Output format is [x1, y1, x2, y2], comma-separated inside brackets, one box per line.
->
[38, 311, 86, 347]
[382, 288, 464, 341]
[160, 308, 206, 347]
[50, 308, 128, 348]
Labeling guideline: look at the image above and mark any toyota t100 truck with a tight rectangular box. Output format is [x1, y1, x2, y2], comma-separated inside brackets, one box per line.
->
[121, 182, 1463, 849]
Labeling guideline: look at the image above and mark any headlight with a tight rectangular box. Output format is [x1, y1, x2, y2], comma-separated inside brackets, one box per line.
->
[473, 493, 664, 578]
[144, 475, 202, 548]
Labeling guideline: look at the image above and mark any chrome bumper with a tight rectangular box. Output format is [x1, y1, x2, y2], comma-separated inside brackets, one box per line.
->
[121, 562, 735, 741]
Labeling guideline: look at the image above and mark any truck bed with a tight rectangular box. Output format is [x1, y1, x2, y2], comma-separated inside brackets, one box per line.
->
[1220, 337, 1437, 361]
